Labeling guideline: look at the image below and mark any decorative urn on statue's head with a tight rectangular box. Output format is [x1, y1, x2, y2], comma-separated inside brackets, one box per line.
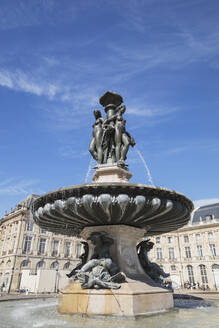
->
[32, 91, 193, 317]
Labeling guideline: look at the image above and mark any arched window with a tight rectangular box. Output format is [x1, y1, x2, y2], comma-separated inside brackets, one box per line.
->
[76, 243, 81, 258]
[36, 260, 44, 270]
[212, 264, 219, 270]
[187, 265, 194, 284]
[21, 260, 29, 268]
[51, 262, 58, 269]
[26, 221, 33, 231]
[200, 265, 208, 283]
[4, 273, 9, 287]
[212, 264, 219, 290]
[63, 262, 70, 270]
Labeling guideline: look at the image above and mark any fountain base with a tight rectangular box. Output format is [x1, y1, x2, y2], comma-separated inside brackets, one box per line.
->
[58, 225, 173, 317]
[58, 280, 173, 317]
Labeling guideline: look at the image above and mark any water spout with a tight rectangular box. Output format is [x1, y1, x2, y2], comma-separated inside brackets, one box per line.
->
[85, 158, 95, 183]
[135, 149, 154, 185]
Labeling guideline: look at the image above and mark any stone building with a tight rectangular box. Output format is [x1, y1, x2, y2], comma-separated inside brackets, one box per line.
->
[148, 202, 219, 290]
[0, 195, 81, 293]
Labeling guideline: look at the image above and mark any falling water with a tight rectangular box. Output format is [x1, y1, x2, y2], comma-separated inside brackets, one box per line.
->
[135, 149, 154, 185]
[85, 158, 95, 183]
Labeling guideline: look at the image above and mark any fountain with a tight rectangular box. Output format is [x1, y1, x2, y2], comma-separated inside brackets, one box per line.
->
[32, 91, 193, 318]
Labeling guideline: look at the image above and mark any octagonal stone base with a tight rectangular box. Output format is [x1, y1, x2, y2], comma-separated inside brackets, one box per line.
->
[58, 280, 173, 317]
[92, 165, 132, 183]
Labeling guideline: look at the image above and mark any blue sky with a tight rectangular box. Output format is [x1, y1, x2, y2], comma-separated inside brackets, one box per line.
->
[0, 0, 219, 217]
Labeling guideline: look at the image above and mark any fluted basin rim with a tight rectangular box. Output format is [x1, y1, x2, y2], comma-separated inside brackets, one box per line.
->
[32, 183, 194, 237]
[32, 182, 193, 210]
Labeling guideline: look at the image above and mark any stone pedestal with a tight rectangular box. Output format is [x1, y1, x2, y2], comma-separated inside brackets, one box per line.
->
[58, 225, 174, 317]
[58, 280, 173, 317]
[92, 165, 132, 183]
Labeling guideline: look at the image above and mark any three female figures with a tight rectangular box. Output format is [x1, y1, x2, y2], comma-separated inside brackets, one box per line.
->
[89, 105, 135, 166]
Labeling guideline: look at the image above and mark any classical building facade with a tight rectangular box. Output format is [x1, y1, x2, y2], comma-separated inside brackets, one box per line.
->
[149, 202, 219, 290]
[0, 195, 81, 292]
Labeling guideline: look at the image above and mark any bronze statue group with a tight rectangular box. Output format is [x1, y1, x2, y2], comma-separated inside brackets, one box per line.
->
[66, 233, 172, 291]
[89, 104, 135, 166]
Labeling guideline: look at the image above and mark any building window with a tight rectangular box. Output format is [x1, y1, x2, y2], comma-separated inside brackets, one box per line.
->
[21, 260, 29, 267]
[12, 237, 16, 251]
[76, 243, 82, 258]
[171, 265, 176, 271]
[209, 244, 216, 257]
[41, 229, 47, 234]
[168, 247, 175, 259]
[155, 237, 160, 244]
[187, 265, 195, 284]
[23, 236, 32, 253]
[195, 234, 201, 243]
[208, 232, 213, 241]
[4, 273, 10, 287]
[38, 238, 46, 255]
[185, 246, 191, 258]
[26, 221, 33, 232]
[156, 248, 163, 260]
[51, 262, 58, 269]
[168, 237, 172, 244]
[64, 242, 71, 257]
[197, 245, 203, 257]
[200, 265, 208, 283]
[52, 240, 59, 257]
[205, 215, 213, 221]
[184, 235, 189, 243]
[64, 262, 70, 270]
[37, 260, 44, 269]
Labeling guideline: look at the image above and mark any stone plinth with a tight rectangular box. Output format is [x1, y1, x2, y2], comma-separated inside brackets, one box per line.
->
[92, 165, 132, 183]
[58, 225, 174, 317]
[58, 280, 173, 317]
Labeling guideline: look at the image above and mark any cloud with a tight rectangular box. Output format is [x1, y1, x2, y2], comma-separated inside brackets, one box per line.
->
[127, 106, 177, 117]
[0, 177, 41, 195]
[0, 1, 79, 30]
[162, 146, 191, 155]
[193, 198, 219, 209]
[158, 139, 219, 157]
[0, 69, 60, 99]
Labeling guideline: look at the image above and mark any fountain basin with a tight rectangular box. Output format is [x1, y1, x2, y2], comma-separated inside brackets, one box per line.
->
[32, 182, 193, 236]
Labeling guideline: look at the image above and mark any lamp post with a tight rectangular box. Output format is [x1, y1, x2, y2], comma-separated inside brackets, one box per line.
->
[54, 268, 59, 293]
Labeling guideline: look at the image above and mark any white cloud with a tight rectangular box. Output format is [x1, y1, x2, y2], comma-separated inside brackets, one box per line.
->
[0, 178, 41, 195]
[193, 198, 219, 209]
[0, 71, 13, 88]
[0, 69, 60, 99]
[107, 27, 219, 73]
[127, 106, 177, 117]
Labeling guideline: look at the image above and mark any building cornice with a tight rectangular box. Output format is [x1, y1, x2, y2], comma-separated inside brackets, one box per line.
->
[0, 208, 29, 225]
[177, 221, 219, 233]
